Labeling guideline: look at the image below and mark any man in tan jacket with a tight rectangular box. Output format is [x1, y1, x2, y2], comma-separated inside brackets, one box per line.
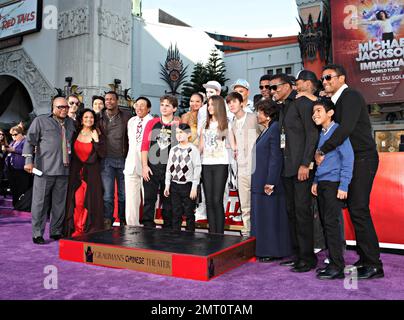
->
[227, 92, 261, 237]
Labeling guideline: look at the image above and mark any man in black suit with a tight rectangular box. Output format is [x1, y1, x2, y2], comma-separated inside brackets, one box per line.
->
[316, 64, 384, 280]
[270, 74, 319, 272]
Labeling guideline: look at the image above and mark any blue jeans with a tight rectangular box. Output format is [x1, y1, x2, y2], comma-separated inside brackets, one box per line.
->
[101, 157, 126, 221]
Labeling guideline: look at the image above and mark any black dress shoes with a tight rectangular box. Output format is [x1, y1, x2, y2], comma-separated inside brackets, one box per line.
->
[353, 259, 364, 269]
[50, 234, 62, 241]
[357, 266, 384, 280]
[280, 260, 297, 267]
[33, 236, 45, 245]
[258, 257, 282, 263]
[316, 267, 328, 274]
[316, 267, 345, 280]
[291, 261, 317, 273]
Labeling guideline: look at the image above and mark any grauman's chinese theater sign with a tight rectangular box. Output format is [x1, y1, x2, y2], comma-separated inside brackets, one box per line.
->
[331, 0, 404, 104]
[0, 0, 42, 41]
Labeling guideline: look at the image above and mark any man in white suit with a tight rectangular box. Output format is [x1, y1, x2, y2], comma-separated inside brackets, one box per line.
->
[124, 97, 154, 226]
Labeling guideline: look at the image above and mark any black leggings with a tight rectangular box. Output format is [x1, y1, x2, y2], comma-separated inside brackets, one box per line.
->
[202, 164, 228, 234]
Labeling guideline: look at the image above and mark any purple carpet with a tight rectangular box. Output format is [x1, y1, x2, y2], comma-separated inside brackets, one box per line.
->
[1, 203, 404, 300]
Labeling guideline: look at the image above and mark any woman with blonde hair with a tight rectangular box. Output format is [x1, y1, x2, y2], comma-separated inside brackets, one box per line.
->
[181, 92, 204, 146]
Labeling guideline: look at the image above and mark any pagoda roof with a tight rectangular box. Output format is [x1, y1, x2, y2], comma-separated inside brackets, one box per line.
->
[206, 32, 298, 53]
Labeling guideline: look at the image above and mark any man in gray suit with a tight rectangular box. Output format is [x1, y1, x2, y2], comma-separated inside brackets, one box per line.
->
[23, 96, 76, 244]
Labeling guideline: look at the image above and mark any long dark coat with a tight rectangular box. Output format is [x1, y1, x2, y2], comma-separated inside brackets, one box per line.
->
[63, 133, 105, 237]
[251, 121, 292, 258]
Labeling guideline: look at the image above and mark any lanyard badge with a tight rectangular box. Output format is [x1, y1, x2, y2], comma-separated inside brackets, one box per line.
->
[280, 128, 286, 149]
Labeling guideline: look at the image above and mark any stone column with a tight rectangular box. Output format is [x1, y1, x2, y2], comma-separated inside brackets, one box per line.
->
[56, 0, 132, 108]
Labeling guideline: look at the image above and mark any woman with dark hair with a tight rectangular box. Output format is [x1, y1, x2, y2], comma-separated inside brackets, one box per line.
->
[5, 126, 32, 207]
[64, 108, 105, 237]
[92, 96, 105, 114]
[251, 99, 292, 262]
[199, 95, 235, 234]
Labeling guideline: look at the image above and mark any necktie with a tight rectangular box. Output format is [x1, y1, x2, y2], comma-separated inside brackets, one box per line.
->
[61, 122, 69, 167]
[136, 118, 143, 144]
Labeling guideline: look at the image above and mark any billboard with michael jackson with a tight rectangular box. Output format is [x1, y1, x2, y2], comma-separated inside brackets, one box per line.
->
[331, 0, 404, 104]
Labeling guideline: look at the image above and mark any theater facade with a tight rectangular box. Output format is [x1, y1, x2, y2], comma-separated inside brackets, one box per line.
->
[0, 0, 133, 126]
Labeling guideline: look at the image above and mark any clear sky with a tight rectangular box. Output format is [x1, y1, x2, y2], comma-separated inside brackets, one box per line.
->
[141, 0, 301, 37]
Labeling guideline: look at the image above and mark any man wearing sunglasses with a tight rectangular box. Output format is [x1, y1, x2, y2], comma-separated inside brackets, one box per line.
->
[270, 73, 319, 273]
[253, 75, 272, 106]
[67, 94, 81, 121]
[23, 96, 76, 245]
[315, 64, 383, 280]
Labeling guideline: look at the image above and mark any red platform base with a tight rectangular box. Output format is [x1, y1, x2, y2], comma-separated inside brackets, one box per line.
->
[59, 226, 256, 281]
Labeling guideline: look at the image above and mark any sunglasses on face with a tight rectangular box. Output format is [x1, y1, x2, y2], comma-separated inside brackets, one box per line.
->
[259, 85, 270, 90]
[11, 134, 18, 137]
[321, 74, 339, 82]
[270, 83, 286, 91]
[56, 105, 69, 110]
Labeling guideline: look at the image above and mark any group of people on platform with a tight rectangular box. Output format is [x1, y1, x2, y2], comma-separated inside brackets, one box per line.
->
[20, 62, 384, 281]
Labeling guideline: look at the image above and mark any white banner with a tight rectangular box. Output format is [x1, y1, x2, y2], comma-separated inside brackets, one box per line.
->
[0, 0, 41, 40]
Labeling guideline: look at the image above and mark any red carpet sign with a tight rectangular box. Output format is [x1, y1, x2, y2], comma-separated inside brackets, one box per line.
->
[331, 0, 404, 104]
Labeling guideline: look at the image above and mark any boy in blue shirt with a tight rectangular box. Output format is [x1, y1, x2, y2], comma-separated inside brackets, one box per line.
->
[311, 98, 354, 280]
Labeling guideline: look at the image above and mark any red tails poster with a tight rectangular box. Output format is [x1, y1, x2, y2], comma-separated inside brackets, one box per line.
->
[331, 0, 404, 104]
